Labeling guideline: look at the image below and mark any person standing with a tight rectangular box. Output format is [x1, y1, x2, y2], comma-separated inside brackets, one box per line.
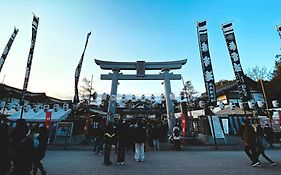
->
[240, 119, 260, 167]
[10, 127, 35, 175]
[93, 122, 105, 155]
[264, 124, 274, 148]
[256, 124, 276, 166]
[172, 125, 181, 151]
[33, 125, 48, 175]
[134, 120, 147, 162]
[0, 119, 10, 174]
[116, 119, 129, 165]
[103, 123, 116, 165]
[151, 122, 161, 151]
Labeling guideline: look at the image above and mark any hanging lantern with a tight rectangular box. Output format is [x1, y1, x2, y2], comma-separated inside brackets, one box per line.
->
[14, 103, 20, 111]
[199, 101, 205, 108]
[161, 94, 165, 102]
[44, 105, 50, 112]
[151, 94, 155, 103]
[122, 94, 126, 103]
[131, 95, 136, 102]
[239, 102, 244, 109]
[102, 93, 107, 101]
[272, 100, 279, 108]
[257, 101, 265, 108]
[53, 104, 60, 112]
[219, 102, 225, 110]
[63, 103, 69, 111]
[141, 94, 145, 102]
[248, 101, 255, 109]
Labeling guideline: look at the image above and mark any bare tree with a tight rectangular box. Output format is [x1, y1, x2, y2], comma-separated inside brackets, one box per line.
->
[246, 66, 271, 81]
[79, 77, 97, 104]
[182, 80, 198, 102]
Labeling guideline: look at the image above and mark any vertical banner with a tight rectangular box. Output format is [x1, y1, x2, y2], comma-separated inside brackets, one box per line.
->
[0, 27, 19, 72]
[196, 21, 217, 106]
[73, 32, 91, 104]
[181, 113, 186, 137]
[277, 25, 281, 39]
[45, 111, 52, 129]
[221, 22, 252, 102]
[20, 14, 39, 106]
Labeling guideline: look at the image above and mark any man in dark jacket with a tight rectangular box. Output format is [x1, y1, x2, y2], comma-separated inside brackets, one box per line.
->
[0, 119, 10, 174]
[103, 123, 116, 165]
[240, 119, 260, 167]
[134, 120, 147, 162]
[10, 126, 35, 175]
[33, 125, 48, 175]
[116, 119, 129, 165]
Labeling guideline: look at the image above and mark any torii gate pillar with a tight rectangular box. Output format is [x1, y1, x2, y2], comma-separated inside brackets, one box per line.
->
[107, 69, 119, 123]
[162, 69, 176, 135]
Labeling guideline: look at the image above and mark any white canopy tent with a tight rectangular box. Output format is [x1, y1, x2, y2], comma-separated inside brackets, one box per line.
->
[8, 108, 71, 122]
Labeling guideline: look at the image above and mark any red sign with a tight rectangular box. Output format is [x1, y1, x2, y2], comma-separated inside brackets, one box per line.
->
[45, 111, 52, 129]
[181, 113, 186, 137]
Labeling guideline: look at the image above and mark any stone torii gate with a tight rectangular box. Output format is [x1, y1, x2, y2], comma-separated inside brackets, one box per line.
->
[95, 59, 187, 134]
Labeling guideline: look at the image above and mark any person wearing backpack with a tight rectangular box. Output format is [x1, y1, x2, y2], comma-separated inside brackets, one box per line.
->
[103, 123, 116, 165]
[172, 125, 181, 151]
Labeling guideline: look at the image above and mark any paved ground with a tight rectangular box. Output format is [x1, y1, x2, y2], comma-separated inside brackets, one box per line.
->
[42, 144, 281, 175]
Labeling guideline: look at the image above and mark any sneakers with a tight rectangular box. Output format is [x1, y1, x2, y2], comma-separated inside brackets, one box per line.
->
[252, 162, 261, 167]
[117, 162, 125, 165]
[269, 162, 277, 166]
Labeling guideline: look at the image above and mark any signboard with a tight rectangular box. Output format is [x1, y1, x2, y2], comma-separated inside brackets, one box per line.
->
[56, 122, 73, 137]
[208, 116, 225, 139]
[221, 119, 229, 135]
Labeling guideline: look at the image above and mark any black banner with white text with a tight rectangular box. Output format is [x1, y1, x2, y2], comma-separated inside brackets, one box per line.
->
[73, 32, 91, 104]
[21, 14, 39, 105]
[0, 27, 19, 72]
[221, 22, 252, 102]
[197, 21, 217, 106]
[277, 25, 281, 40]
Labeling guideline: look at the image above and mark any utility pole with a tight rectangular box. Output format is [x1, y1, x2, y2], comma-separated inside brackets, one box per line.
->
[259, 79, 271, 120]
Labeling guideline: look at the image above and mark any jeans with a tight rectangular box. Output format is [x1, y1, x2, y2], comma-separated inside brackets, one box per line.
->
[135, 143, 145, 161]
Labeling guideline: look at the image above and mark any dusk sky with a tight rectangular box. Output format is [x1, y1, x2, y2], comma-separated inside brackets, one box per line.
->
[0, 0, 280, 101]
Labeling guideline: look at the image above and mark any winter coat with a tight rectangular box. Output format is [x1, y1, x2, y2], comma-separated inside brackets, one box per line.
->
[134, 125, 147, 143]
[241, 124, 256, 146]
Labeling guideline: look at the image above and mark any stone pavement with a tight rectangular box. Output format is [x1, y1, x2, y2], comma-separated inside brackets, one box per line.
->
[42, 144, 281, 175]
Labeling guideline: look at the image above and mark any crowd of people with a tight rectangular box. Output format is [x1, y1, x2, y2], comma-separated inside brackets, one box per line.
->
[91, 118, 177, 165]
[0, 119, 48, 175]
[239, 119, 276, 167]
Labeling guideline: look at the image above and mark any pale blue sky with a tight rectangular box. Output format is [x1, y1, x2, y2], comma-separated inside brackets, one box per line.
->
[0, 0, 280, 100]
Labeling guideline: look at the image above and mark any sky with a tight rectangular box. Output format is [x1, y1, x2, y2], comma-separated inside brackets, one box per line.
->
[0, 0, 280, 101]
